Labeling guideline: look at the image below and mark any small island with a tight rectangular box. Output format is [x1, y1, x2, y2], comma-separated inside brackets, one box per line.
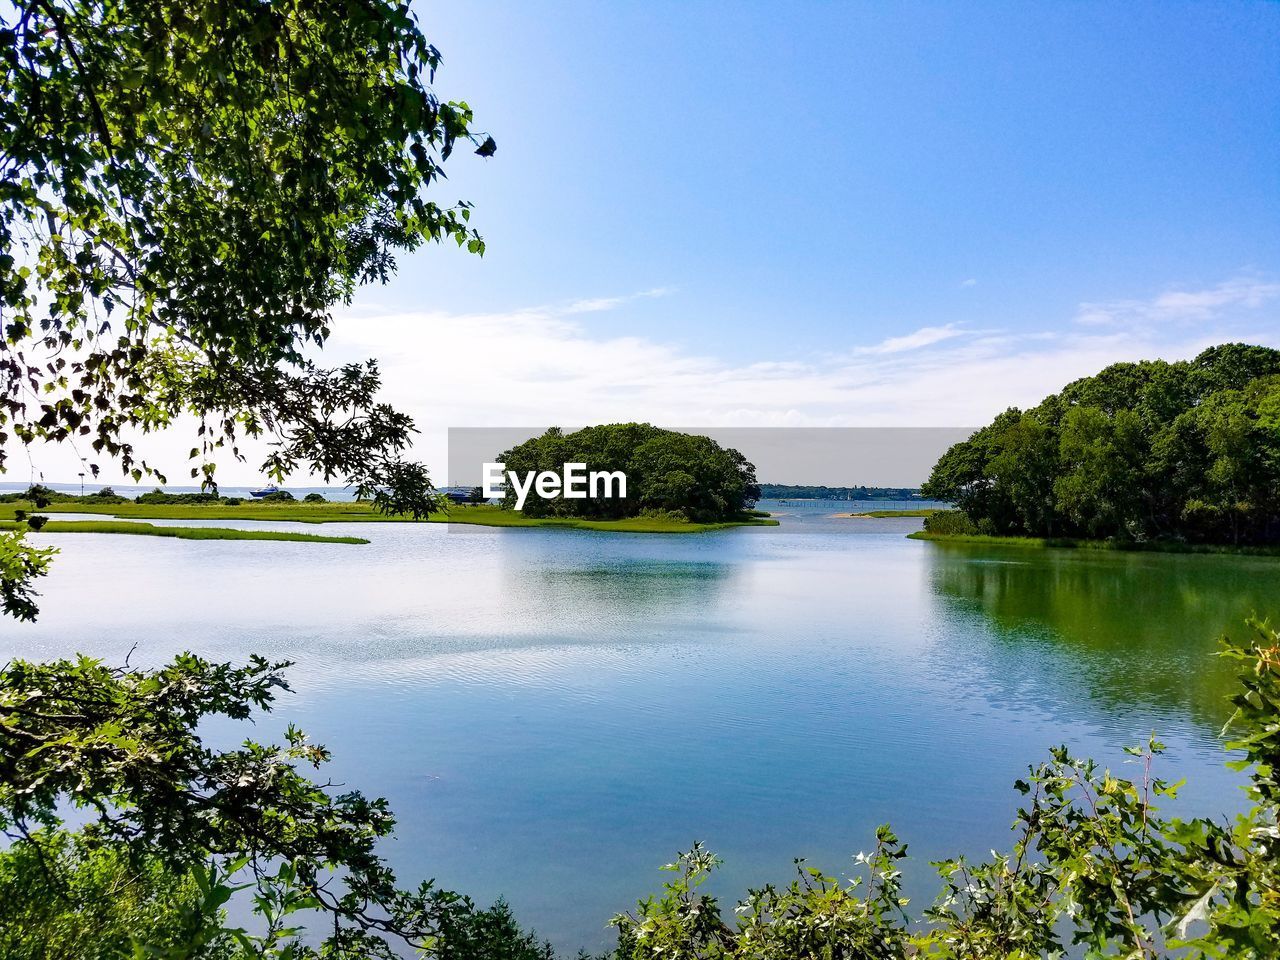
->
[0, 424, 779, 540]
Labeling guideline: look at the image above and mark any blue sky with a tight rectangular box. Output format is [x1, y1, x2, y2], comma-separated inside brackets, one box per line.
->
[401, 0, 1280, 352]
[20, 2, 1280, 483]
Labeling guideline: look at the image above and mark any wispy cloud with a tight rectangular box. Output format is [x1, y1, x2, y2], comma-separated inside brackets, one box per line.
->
[1075, 276, 1280, 326]
[960, 278, 978, 288]
[855, 324, 967, 355]
[562, 287, 674, 315]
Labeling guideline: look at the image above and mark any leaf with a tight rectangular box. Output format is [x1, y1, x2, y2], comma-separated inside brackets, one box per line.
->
[1175, 881, 1219, 939]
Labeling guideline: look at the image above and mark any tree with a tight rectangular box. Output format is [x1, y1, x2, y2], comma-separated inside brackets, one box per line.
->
[1055, 406, 1147, 538]
[494, 424, 760, 523]
[0, 653, 556, 957]
[924, 345, 1280, 544]
[3, 0, 494, 613]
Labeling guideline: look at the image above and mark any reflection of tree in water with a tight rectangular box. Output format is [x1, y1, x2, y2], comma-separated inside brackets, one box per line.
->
[925, 544, 1280, 730]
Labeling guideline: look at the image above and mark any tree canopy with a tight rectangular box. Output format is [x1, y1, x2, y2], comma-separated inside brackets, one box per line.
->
[2, 0, 494, 615]
[495, 424, 761, 523]
[922, 344, 1280, 544]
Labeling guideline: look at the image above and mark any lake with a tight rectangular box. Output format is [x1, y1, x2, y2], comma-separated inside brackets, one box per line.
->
[5, 500, 1276, 951]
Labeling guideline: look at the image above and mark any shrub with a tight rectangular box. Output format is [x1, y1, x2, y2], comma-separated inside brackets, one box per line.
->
[637, 507, 689, 523]
[304, 492, 327, 503]
[258, 491, 296, 502]
[82, 487, 129, 504]
[0, 830, 226, 960]
[0, 484, 79, 506]
[136, 490, 221, 505]
[222, 497, 244, 506]
[922, 509, 978, 535]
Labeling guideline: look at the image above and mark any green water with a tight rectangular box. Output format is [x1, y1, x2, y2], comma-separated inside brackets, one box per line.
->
[926, 541, 1273, 728]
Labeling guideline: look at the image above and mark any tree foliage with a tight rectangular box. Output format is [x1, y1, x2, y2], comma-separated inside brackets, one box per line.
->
[0, 525, 54, 619]
[922, 344, 1280, 543]
[0, 652, 554, 958]
[2, 0, 492, 614]
[0, 828, 230, 959]
[496, 424, 761, 523]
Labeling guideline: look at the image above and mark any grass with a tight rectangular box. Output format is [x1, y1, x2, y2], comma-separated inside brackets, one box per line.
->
[845, 508, 939, 518]
[0, 501, 777, 535]
[1, 520, 368, 544]
[422, 505, 778, 533]
[907, 530, 1280, 557]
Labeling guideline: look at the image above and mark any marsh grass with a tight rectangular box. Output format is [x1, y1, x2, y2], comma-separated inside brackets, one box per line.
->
[0, 520, 368, 545]
[0, 501, 776, 534]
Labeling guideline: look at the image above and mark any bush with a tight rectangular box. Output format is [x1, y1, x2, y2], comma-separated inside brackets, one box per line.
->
[304, 492, 327, 503]
[136, 489, 221, 505]
[0, 484, 76, 506]
[258, 490, 296, 502]
[922, 509, 977, 535]
[637, 507, 689, 523]
[82, 486, 129, 504]
[0, 829, 227, 960]
[222, 497, 243, 506]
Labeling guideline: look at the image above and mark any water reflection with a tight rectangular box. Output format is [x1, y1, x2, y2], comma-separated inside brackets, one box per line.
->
[925, 543, 1280, 729]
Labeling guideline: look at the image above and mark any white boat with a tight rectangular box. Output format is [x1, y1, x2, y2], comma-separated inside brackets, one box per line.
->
[249, 485, 280, 499]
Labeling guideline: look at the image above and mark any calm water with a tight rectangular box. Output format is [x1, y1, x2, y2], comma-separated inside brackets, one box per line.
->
[4, 502, 1276, 950]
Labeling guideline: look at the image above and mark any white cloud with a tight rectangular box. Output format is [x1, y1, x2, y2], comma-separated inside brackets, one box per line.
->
[1076, 276, 1280, 326]
[562, 286, 673, 315]
[854, 323, 967, 355]
[10, 277, 1279, 487]
[960, 278, 978, 288]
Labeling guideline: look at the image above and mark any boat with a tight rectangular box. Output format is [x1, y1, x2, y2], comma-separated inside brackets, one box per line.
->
[249, 485, 281, 498]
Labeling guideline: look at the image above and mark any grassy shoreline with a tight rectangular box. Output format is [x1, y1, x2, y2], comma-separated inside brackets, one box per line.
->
[0, 501, 777, 535]
[1, 519, 368, 544]
[908, 530, 1280, 557]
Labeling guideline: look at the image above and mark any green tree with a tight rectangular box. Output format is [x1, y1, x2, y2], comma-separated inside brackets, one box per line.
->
[985, 413, 1060, 536]
[0, 653, 553, 957]
[0, 829, 232, 960]
[1055, 406, 1147, 538]
[0, 3, 542, 955]
[496, 424, 760, 523]
[924, 345, 1280, 544]
[3, 0, 497, 611]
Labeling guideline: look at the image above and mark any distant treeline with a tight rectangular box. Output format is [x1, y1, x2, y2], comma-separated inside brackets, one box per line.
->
[759, 484, 923, 500]
[922, 343, 1280, 545]
[0, 485, 318, 507]
[497, 423, 759, 522]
